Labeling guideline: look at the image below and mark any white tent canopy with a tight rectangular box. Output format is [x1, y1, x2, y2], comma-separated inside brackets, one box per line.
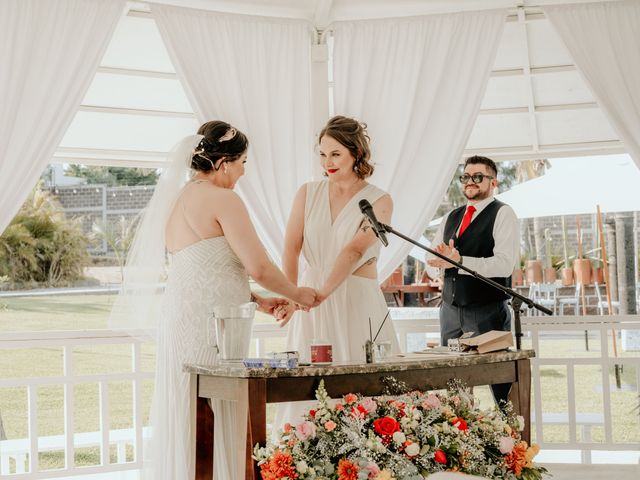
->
[53, 0, 628, 168]
[496, 154, 640, 218]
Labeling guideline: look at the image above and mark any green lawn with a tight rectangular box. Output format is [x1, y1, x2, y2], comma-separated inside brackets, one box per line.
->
[0, 293, 638, 472]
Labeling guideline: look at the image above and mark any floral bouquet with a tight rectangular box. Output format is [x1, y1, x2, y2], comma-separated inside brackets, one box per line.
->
[254, 380, 547, 480]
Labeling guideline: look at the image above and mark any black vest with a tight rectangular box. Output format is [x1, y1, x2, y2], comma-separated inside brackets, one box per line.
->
[442, 199, 511, 307]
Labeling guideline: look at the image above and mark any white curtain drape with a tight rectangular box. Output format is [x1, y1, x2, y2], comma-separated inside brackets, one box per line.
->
[0, 0, 125, 234]
[152, 5, 314, 265]
[544, 0, 640, 169]
[333, 10, 505, 280]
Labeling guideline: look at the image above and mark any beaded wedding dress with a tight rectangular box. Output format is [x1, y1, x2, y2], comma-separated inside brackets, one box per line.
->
[144, 236, 251, 480]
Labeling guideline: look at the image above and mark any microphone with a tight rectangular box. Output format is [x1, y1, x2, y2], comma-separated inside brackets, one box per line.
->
[358, 199, 389, 247]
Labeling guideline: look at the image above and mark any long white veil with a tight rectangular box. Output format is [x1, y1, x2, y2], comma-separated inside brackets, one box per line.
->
[108, 135, 203, 339]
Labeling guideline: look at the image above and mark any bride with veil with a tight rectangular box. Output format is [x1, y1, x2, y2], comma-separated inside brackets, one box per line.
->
[110, 120, 316, 479]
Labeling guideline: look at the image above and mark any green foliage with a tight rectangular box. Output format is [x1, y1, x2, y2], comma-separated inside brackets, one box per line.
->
[0, 185, 90, 287]
[65, 165, 159, 186]
[91, 214, 141, 282]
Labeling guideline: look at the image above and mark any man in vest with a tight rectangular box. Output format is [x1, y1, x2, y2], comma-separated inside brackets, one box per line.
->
[427, 155, 519, 407]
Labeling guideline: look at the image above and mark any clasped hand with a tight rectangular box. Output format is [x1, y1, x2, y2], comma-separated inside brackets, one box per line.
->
[272, 288, 327, 327]
[426, 239, 461, 269]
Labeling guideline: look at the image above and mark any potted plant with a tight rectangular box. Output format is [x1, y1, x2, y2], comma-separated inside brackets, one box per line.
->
[573, 216, 591, 285]
[559, 216, 574, 286]
[524, 220, 543, 284]
[543, 228, 556, 283]
[512, 255, 525, 286]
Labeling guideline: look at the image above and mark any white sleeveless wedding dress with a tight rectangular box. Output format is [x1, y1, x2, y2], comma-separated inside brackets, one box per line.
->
[273, 180, 400, 433]
[143, 236, 250, 480]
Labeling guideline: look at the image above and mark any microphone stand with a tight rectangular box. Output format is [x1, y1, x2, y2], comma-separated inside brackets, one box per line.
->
[377, 223, 552, 351]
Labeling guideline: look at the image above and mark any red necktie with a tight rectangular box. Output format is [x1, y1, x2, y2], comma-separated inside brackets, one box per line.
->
[458, 205, 476, 236]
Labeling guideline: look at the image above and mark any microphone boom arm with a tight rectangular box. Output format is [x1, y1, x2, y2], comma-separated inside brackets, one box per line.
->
[378, 222, 552, 350]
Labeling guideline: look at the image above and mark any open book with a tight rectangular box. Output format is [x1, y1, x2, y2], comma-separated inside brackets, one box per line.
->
[460, 330, 513, 354]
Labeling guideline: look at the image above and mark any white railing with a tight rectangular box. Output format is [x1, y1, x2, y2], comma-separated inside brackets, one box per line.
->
[0, 330, 153, 478]
[1, 311, 639, 477]
[524, 314, 640, 463]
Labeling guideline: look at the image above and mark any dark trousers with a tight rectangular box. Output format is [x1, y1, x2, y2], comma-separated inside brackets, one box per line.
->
[440, 300, 512, 408]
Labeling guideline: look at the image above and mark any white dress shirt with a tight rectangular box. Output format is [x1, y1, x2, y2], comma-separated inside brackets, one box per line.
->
[429, 196, 519, 278]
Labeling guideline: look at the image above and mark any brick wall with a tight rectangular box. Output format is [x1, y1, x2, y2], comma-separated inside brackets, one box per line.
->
[51, 184, 155, 256]
[51, 184, 640, 264]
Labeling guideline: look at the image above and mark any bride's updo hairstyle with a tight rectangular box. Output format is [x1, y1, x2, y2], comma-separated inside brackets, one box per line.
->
[319, 115, 374, 179]
[191, 120, 249, 172]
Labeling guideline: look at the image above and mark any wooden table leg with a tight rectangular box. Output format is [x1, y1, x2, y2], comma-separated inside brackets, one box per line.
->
[508, 358, 532, 445]
[247, 379, 267, 480]
[195, 396, 214, 479]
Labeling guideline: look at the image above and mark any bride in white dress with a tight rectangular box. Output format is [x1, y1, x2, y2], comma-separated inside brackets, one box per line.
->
[273, 116, 400, 430]
[112, 121, 316, 480]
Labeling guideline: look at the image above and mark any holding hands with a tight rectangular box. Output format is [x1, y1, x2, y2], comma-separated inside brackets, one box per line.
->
[427, 239, 462, 269]
[272, 287, 328, 327]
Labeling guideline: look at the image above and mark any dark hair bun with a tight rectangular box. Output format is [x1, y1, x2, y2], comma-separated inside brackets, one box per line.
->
[190, 121, 249, 172]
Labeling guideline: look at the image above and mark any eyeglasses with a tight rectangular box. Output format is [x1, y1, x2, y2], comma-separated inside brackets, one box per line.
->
[459, 173, 494, 184]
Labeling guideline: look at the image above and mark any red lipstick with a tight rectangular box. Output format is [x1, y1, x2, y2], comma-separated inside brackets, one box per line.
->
[327, 168, 338, 174]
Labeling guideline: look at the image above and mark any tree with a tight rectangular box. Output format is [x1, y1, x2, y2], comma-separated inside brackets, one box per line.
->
[0, 184, 90, 287]
[64, 165, 159, 186]
[91, 214, 141, 282]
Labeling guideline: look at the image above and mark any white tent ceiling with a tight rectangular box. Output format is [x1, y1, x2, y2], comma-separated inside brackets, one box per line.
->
[53, 0, 626, 168]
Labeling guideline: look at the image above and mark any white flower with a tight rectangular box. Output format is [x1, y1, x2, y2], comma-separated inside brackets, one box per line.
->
[499, 436, 516, 454]
[516, 415, 525, 431]
[392, 431, 406, 444]
[405, 442, 420, 456]
[296, 460, 309, 474]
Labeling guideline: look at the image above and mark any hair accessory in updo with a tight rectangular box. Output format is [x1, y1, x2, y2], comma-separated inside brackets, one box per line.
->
[218, 127, 237, 142]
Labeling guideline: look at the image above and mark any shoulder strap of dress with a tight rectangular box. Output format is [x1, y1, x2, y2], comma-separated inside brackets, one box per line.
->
[362, 183, 388, 205]
[303, 180, 326, 219]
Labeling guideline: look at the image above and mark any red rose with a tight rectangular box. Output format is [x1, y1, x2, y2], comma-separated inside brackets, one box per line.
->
[434, 449, 447, 464]
[351, 405, 367, 417]
[373, 416, 400, 436]
[309, 409, 316, 418]
[451, 417, 468, 431]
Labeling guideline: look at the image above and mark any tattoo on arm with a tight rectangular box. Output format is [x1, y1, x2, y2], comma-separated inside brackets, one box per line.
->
[363, 257, 377, 266]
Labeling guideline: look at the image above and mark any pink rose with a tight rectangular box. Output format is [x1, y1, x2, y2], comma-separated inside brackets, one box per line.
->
[283, 423, 292, 433]
[360, 397, 378, 413]
[366, 462, 380, 478]
[499, 436, 516, 454]
[295, 420, 317, 441]
[422, 394, 441, 409]
[324, 420, 337, 432]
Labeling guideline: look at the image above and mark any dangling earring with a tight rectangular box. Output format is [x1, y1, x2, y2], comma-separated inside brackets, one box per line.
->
[223, 165, 229, 175]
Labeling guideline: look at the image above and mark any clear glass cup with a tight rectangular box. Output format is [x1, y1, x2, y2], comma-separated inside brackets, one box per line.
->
[374, 340, 392, 361]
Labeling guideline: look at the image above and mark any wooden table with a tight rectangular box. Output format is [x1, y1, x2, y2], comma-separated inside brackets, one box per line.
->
[381, 282, 440, 306]
[186, 349, 534, 480]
